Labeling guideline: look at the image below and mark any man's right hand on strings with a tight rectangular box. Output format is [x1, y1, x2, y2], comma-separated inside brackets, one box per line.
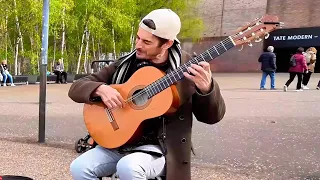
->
[95, 85, 125, 109]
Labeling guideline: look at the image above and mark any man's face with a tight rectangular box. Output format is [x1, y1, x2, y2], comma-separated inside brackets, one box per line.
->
[135, 27, 164, 60]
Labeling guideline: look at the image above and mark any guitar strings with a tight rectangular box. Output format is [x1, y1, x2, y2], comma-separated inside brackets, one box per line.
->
[126, 38, 233, 101]
[106, 38, 234, 112]
[125, 38, 232, 104]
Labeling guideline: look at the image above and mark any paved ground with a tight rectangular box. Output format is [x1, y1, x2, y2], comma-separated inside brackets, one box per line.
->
[0, 73, 319, 179]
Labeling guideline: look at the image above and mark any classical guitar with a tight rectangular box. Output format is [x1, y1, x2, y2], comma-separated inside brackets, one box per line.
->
[83, 15, 283, 148]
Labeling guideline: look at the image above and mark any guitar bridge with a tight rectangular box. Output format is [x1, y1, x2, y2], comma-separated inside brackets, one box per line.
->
[105, 109, 119, 131]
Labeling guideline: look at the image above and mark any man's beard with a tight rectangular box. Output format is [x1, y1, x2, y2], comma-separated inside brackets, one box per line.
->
[136, 48, 162, 60]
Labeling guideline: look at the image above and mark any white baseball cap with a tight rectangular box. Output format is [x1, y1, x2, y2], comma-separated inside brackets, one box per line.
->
[139, 9, 181, 42]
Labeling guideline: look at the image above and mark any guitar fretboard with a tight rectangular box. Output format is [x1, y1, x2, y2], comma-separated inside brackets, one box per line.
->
[144, 36, 235, 98]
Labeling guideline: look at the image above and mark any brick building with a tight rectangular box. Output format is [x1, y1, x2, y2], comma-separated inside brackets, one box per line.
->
[181, 0, 320, 72]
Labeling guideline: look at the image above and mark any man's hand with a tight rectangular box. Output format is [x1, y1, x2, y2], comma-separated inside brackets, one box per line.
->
[183, 61, 213, 94]
[95, 85, 125, 109]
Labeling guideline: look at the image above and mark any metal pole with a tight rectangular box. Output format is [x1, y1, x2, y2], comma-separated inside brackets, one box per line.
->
[39, 0, 49, 143]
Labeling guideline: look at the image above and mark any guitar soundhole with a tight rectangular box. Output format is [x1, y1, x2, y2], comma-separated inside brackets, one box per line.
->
[128, 86, 151, 110]
[132, 89, 148, 106]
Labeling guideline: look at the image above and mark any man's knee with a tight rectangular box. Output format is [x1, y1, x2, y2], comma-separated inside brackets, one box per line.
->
[70, 158, 92, 179]
[116, 158, 146, 179]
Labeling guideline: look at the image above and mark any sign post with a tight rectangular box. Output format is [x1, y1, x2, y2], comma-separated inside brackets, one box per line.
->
[39, 0, 50, 143]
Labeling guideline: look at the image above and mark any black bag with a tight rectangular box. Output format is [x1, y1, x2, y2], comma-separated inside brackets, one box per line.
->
[0, 176, 33, 180]
[289, 55, 297, 67]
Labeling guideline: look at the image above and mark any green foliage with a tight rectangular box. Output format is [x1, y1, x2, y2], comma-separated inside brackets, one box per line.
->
[0, 0, 204, 75]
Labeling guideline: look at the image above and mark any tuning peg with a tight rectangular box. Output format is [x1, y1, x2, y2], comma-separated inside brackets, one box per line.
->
[255, 38, 262, 42]
[279, 22, 285, 28]
[264, 33, 270, 39]
[238, 45, 244, 51]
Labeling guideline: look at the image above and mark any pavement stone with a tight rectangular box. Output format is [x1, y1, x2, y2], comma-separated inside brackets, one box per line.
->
[0, 73, 319, 179]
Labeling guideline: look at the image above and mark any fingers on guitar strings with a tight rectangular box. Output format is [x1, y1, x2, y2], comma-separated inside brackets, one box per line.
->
[104, 100, 113, 109]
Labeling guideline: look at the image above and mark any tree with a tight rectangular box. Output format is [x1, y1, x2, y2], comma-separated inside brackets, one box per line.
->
[0, 0, 204, 75]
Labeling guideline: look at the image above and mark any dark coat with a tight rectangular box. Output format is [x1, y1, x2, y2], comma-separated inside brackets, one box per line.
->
[258, 52, 277, 72]
[68, 51, 226, 180]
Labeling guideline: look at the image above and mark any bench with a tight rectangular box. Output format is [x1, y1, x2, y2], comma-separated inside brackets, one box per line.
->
[26, 74, 76, 84]
[35, 75, 71, 84]
[13, 75, 29, 84]
[1, 75, 29, 86]
[1, 73, 82, 86]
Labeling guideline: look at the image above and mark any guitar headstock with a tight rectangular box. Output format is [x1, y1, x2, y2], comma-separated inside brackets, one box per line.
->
[231, 15, 283, 49]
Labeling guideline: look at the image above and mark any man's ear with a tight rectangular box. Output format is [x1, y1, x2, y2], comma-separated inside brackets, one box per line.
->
[162, 40, 174, 50]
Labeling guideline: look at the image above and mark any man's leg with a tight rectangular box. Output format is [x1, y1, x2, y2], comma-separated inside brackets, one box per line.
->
[116, 152, 165, 180]
[270, 71, 276, 89]
[62, 71, 67, 83]
[70, 145, 123, 180]
[53, 71, 60, 83]
[260, 71, 268, 89]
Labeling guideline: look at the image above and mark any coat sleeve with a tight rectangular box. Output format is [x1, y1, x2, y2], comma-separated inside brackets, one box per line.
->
[192, 77, 226, 124]
[272, 53, 277, 70]
[68, 63, 117, 103]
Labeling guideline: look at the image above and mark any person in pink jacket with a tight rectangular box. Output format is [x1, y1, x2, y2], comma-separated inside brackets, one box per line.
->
[284, 47, 308, 92]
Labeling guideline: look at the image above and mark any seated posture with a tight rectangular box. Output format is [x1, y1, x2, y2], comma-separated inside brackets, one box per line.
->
[68, 9, 226, 180]
[1, 60, 15, 86]
[53, 59, 67, 83]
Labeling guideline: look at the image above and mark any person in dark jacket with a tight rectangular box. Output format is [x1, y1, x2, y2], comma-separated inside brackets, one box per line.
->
[284, 47, 308, 92]
[258, 46, 277, 90]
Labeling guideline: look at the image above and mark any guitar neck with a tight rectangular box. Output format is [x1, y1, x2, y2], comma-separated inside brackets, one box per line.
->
[145, 36, 235, 98]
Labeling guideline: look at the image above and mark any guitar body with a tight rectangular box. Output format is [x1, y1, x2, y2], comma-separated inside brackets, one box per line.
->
[83, 66, 180, 149]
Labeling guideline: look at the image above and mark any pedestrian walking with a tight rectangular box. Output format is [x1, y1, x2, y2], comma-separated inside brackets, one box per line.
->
[258, 46, 277, 90]
[284, 47, 308, 92]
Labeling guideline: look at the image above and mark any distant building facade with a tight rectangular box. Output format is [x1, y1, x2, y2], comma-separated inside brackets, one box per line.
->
[181, 0, 320, 72]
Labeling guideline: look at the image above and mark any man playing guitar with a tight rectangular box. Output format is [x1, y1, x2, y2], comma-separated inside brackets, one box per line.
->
[68, 8, 226, 180]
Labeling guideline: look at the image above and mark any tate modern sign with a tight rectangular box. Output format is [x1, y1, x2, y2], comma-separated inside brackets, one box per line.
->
[265, 27, 320, 48]
[273, 34, 315, 41]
